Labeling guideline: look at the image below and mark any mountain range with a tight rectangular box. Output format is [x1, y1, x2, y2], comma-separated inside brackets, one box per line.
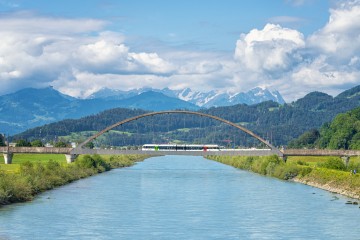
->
[89, 87, 285, 107]
[0, 86, 285, 135]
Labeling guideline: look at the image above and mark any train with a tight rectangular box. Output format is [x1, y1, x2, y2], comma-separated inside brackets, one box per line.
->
[142, 144, 220, 151]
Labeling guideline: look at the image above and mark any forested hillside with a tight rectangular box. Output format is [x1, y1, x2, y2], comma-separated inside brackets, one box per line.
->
[13, 85, 360, 147]
[289, 107, 360, 150]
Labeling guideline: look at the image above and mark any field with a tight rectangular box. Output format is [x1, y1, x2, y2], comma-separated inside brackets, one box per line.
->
[0, 154, 67, 173]
[287, 155, 360, 167]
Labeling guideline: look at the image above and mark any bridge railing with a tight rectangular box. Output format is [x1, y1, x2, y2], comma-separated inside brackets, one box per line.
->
[0, 147, 73, 154]
[70, 148, 279, 156]
[283, 149, 360, 157]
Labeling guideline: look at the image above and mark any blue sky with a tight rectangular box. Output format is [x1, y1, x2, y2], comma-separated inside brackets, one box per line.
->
[0, 0, 359, 101]
[0, 0, 330, 50]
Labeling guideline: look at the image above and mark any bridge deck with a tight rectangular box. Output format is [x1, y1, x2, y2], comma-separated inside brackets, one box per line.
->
[1, 147, 360, 157]
[283, 149, 360, 157]
[70, 149, 278, 156]
[0, 147, 72, 154]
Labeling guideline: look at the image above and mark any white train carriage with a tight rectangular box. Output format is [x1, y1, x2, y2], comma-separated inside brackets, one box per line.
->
[142, 144, 220, 151]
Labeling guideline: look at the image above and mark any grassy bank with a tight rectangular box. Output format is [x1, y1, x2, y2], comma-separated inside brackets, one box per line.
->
[0, 154, 148, 205]
[207, 155, 360, 199]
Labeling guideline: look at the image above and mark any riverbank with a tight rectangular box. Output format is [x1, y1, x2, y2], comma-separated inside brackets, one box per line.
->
[294, 168, 360, 199]
[0, 154, 148, 205]
[207, 155, 360, 200]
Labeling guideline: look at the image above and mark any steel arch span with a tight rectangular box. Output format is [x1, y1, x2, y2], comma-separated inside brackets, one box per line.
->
[76, 110, 279, 152]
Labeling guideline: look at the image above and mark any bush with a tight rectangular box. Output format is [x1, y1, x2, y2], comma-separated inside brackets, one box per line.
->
[107, 156, 134, 168]
[0, 171, 33, 204]
[318, 157, 347, 171]
[299, 166, 313, 177]
[256, 155, 283, 175]
[76, 155, 97, 169]
[297, 160, 309, 166]
[282, 165, 301, 180]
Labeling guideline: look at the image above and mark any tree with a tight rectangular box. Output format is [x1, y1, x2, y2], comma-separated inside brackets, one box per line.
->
[288, 129, 320, 148]
[30, 139, 44, 147]
[54, 141, 69, 147]
[15, 139, 31, 147]
[84, 141, 95, 149]
[0, 134, 5, 146]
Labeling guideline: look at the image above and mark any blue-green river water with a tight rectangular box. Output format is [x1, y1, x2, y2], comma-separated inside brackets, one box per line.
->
[0, 156, 360, 239]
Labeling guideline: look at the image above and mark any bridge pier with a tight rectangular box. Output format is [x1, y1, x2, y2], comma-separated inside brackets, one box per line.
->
[3, 152, 13, 164]
[65, 154, 78, 163]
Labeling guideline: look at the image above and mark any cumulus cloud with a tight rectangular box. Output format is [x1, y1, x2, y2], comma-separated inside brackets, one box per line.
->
[308, 0, 360, 60]
[0, 14, 177, 97]
[232, 1, 360, 100]
[234, 24, 305, 73]
[1, 1, 360, 101]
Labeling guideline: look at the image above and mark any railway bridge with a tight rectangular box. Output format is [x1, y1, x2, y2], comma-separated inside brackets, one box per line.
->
[2, 110, 359, 164]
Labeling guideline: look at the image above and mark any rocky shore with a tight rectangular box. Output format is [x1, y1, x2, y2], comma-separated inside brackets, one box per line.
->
[294, 177, 360, 200]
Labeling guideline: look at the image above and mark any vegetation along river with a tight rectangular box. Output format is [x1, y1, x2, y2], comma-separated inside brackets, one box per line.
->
[1, 155, 360, 239]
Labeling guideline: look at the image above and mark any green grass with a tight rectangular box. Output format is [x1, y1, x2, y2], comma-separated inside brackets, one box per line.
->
[11, 154, 66, 164]
[0, 164, 19, 173]
[286, 156, 332, 167]
[287, 156, 331, 163]
[0, 154, 66, 172]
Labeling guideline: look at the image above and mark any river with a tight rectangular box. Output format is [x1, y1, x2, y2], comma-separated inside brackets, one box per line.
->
[0, 156, 359, 239]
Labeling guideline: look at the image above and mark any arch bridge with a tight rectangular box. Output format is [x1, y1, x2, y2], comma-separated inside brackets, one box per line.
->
[71, 110, 283, 157]
[2, 110, 360, 164]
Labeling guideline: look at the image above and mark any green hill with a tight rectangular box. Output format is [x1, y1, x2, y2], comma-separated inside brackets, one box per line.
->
[289, 107, 360, 150]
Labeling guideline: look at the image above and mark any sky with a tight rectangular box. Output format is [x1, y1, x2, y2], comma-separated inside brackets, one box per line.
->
[0, 0, 359, 101]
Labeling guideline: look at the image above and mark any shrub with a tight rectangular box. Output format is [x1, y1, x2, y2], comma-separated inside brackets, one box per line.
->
[318, 157, 347, 171]
[299, 166, 313, 177]
[273, 164, 301, 180]
[76, 155, 96, 169]
[297, 160, 309, 166]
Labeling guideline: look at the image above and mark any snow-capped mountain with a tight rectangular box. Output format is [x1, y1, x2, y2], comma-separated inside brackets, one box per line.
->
[89, 87, 286, 107]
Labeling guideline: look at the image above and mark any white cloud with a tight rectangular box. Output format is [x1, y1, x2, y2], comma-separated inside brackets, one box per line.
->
[234, 24, 305, 73]
[0, 12, 106, 34]
[0, 14, 177, 96]
[307, 1, 360, 63]
[231, 1, 360, 101]
[1, 1, 360, 102]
